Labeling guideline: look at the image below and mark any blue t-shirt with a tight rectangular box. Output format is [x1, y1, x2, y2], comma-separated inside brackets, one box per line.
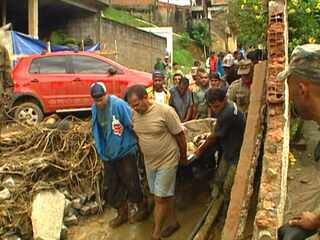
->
[92, 95, 137, 161]
[169, 87, 193, 121]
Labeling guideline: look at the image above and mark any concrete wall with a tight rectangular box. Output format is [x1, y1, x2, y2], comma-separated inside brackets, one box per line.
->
[100, 18, 167, 72]
[154, 2, 189, 33]
[65, 15, 166, 72]
[110, 0, 155, 9]
[65, 13, 100, 42]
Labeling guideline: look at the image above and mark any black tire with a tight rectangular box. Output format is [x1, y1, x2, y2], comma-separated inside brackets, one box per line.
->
[14, 102, 44, 125]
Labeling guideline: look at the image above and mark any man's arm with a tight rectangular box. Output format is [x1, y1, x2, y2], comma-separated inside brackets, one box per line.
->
[164, 106, 188, 165]
[174, 131, 188, 166]
[195, 133, 219, 157]
[184, 91, 194, 122]
[184, 106, 193, 122]
[227, 84, 236, 103]
[289, 212, 320, 230]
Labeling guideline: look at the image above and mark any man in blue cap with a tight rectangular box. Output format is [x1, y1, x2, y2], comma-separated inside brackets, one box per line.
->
[90, 82, 147, 228]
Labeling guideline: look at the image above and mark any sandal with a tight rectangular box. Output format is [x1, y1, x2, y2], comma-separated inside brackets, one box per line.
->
[161, 223, 181, 238]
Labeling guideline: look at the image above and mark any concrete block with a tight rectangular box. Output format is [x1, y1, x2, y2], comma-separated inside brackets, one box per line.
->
[64, 199, 72, 217]
[72, 198, 82, 210]
[64, 214, 79, 227]
[0, 187, 10, 201]
[79, 205, 91, 216]
[2, 176, 15, 188]
[89, 202, 99, 215]
[31, 190, 65, 240]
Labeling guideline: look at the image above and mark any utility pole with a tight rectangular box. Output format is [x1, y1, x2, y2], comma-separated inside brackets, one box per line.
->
[28, 0, 38, 38]
[0, 0, 6, 26]
[167, 0, 169, 26]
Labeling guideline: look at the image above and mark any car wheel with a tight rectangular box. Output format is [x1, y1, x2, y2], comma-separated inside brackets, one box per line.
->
[14, 102, 44, 125]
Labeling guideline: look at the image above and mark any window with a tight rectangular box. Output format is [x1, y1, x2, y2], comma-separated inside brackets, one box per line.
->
[30, 56, 67, 74]
[72, 56, 113, 74]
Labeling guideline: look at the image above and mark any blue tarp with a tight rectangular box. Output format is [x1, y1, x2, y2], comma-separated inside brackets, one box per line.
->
[11, 31, 101, 56]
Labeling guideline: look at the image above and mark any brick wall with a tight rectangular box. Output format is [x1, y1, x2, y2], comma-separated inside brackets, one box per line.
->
[100, 18, 167, 72]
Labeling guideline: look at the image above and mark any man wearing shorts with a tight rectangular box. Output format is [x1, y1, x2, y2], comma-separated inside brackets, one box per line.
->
[127, 84, 188, 240]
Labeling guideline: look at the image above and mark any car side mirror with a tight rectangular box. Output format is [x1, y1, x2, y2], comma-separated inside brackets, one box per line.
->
[108, 67, 117, 75]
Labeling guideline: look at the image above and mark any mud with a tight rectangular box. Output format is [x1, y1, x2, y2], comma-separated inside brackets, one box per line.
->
[69, 178, 212, 240]
[285, 120, 320, 221]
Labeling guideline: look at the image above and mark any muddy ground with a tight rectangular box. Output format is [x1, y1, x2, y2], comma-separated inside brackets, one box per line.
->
[285, 120, 320, 221]
[68, 177, 212, 240]
[68, 121, 320, 240]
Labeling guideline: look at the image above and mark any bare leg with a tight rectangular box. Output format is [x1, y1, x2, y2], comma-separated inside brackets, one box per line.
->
[167, 197, 179, 226]
[152, 196, 169, 239]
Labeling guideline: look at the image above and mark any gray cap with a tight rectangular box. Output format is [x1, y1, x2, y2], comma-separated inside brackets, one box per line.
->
[277, 44, 320, 83]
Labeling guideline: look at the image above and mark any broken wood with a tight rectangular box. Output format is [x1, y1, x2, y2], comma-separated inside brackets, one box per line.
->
[221, 62, 267, 240]
[193, 196, 224, 240]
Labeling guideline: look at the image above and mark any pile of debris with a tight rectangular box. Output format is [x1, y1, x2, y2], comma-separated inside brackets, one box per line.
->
[0, 118, 103, 239]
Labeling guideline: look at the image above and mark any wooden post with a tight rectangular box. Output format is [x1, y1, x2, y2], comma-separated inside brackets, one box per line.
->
[1, 0, 6, 26]
[221, 62, 267, 240]
[28, 0, 38, 38]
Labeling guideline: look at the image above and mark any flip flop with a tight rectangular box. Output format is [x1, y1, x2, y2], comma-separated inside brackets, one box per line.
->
[161, 223, 181, 238]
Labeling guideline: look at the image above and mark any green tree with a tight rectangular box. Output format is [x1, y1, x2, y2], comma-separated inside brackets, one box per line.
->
[191, 21, 212, 56]
[228, 0, 267, 48]
[288, 0, 320, 52]
[228, 0, 320, 51]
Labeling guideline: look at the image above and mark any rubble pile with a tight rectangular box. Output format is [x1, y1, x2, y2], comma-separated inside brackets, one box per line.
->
[0, 118, 103, 239]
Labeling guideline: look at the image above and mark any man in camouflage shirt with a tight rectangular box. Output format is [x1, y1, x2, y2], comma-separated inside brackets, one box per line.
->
[278, 44, 320, 239]
[227, 59, 253, 114]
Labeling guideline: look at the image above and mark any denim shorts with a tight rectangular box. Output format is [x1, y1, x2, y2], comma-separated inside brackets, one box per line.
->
[146, 166, 178, 197]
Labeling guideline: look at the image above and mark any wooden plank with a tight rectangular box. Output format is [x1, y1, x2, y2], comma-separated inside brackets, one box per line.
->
[221, 61, 267, 240]
[253, 1, 289, 239]
[193, 196, 224, 240]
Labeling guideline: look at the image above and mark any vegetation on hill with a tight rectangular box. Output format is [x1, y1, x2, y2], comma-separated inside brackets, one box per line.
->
[102, 7, 156, 28]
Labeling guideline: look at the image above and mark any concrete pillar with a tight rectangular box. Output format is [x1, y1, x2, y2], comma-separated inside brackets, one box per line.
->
[0, 0, 6, 26]
[28, 0, 38, 38]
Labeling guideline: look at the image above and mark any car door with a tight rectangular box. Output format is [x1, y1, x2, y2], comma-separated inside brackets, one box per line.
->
[29, 55, 71, 112]
[69, 55, 123, 108]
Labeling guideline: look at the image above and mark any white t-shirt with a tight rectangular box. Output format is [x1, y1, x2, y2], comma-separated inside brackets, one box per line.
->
[154, 91, 166, 104]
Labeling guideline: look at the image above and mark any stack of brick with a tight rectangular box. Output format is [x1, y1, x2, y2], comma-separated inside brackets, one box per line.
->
[253, 1, 290, 239]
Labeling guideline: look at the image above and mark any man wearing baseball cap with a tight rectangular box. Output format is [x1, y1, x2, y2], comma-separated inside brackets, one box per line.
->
[278, 44, 320, 239]
[147, 70, 170, 104]
[90, 82, 147, 228]
[227, 59, 253, 114]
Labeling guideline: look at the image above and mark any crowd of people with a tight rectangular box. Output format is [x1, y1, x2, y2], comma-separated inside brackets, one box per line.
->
[87, 46, 261, 240]
[153, 49, 258, 121]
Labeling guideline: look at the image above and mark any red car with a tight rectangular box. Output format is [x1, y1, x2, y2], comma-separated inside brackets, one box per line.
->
[11, 51, 152, 124]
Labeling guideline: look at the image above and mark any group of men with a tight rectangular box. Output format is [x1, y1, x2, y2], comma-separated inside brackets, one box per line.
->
[91, 81, 187, 240]
[89, 48, 255, 239]
[88, 43, 320, 240]
[149, 57, 254, 122]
